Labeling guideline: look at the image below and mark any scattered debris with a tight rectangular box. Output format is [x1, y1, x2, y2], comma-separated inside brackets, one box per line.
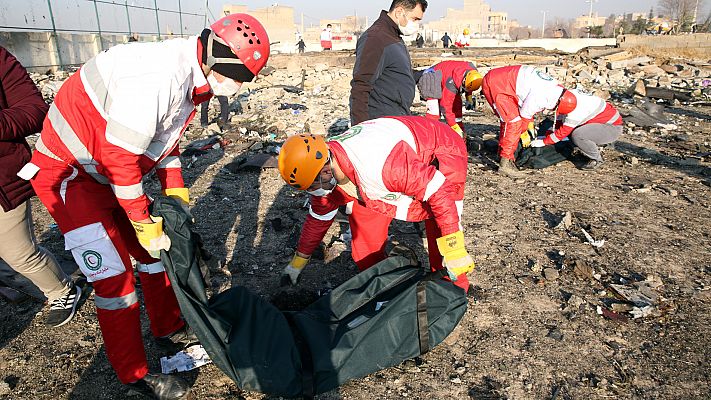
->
[278, 103, 308, 111]
[160, 344, 212, 374]
[554, 211, 573, 230]
[581, 228, 605, 248]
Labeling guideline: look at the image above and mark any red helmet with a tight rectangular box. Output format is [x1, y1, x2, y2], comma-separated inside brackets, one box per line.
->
[557, 89, 577, 115]
[208, 13, 270, 80]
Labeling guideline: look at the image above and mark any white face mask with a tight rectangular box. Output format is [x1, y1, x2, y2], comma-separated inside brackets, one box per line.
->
[306, 177, 337, 197]
[398, 12, 419, 36]
[207, 72, 242, 97]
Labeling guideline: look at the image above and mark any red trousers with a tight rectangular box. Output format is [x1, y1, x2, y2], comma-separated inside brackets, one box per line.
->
[481, 77, 528, 161]
[348, 203, 469, 292]
[30, 152, 183, 384]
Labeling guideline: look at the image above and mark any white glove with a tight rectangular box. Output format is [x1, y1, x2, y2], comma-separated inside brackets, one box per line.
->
[530, 139, 546, 148]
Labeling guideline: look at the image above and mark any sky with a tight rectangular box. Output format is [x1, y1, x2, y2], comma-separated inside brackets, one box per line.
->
[0, 0, 708, 34]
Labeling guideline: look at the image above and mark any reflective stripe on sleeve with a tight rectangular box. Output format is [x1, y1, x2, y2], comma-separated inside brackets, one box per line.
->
[46, 106, 111, 184]
[456, 199, 464, 231]
[105, 119, 152, 155]
[157, 156, 181, 169]
[308, 206, 338, 221]
[111, 182, 144, 200]
[48, 106, 96, 167]
[423, 170, 446, 202]
[81, 58, 113, 113]
[426, 99, 440, 116]
[136, 261, 166, 274]
[395, 197, 413, 221]
[606, 111, 621, 124]
[94, 292, 138, 310]
[547, 133, 560, 143]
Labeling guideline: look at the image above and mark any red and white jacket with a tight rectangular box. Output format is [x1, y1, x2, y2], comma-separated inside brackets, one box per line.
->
[481, 65, 562, 137]
[34, 36, 211, 221]
[543, 89, 622, 145]
[423, 60, 477, 127]
[296, 116, 467, 256]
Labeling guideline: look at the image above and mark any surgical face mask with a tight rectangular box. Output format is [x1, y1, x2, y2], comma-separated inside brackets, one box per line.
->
[307, 176, 337, 197]
[207, 72, 242, 96]
[398, 11, 419, 36]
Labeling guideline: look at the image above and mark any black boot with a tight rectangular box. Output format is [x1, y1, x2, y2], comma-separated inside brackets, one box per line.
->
[127, 373, 191, 400]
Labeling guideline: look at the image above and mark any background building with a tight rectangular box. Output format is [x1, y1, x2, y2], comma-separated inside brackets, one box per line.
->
[424, 0, 509, 41]
[222, 4, 297, 46]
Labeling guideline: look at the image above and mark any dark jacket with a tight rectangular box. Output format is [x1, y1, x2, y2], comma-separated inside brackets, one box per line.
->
[0, 46, 48, 212]
[441, 34, 451, 47]
[349, 10, 416, 125]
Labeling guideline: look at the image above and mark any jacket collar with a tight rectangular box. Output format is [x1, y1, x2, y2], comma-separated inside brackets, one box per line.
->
[377, 10, 402, 37]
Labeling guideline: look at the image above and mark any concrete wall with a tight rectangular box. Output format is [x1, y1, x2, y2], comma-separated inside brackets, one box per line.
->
[618, 33, 711, 50]
[447, 38, 616, 54]
[0, 31, 158, 72]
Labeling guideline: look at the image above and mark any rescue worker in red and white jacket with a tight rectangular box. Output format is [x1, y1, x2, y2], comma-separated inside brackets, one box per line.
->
[481, 65, 566, 178]
[530, 88, 623, 170]
[417, 60, 483, 137]
[277, 116, 474, 292]
[22, 14, 269, 399]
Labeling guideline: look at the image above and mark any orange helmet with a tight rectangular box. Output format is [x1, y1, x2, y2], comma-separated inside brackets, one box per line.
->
[278, 134, 329, 190]
[464, 69, 483, 92]
[557, 89, 577, 115]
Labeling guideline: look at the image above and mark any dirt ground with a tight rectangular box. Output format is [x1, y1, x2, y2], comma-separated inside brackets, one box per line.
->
[1, 51, 710, 400]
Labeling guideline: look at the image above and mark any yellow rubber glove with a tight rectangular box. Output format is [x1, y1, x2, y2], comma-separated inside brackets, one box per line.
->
[519, 121, 536, 148]
[164, 187, 189, 204]
[130, 216, 171, 258]
[280, 253, 310, 286]
[450, 123, 464, 137]
[436, 231, 475, 281]
[163, 187, 193, 221]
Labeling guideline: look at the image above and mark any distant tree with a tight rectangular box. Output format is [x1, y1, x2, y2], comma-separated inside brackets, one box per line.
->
[630, 16, 648, 34]
[658, 0, 705, 32]
[588, 25, 604, 37]
[603, 14, 617, 37]
[697, 11, 711, 31]
[649, 7, 654, 20]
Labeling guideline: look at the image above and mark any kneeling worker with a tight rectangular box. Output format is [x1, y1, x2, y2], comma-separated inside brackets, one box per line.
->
[529, 88, 622, 170]
[277, 116, 475, 292]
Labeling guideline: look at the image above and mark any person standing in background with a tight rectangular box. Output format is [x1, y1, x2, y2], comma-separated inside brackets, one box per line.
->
[441, 32, 451, 48]
[349, 0, 428, 125]
[321, 24, 333, 51]
[415, 32, 424, 48]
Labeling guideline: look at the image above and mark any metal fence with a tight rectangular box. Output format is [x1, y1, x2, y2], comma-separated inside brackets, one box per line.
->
[0, 0, 217, 69]
[0, 0, 213, 38]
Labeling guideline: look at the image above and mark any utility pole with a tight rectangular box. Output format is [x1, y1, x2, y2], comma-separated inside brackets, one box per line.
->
[45, 0, 63, 69]
[301, 12, 304, 37]
[693, 0, 700, 31]
[92, 0, 103, 51]
[586, 0, 598, 38]
[153, 0, 161, 40]
[125, 0, 132, 37]
[204, 0, 209, 27]
[541, 10, 547, 38]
